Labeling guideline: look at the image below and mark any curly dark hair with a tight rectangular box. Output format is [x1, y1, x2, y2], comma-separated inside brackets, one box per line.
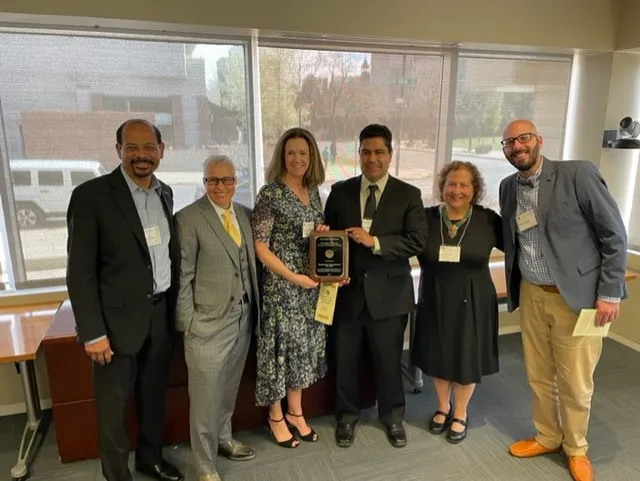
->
[437, 160, 485, 205]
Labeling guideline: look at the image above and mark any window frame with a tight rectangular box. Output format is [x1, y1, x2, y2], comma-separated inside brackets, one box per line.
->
[0, 24, 579, 295]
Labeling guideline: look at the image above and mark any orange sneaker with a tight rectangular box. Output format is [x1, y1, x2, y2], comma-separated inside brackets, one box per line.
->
[568, 455, 593, 481]
[508, 438, 562, 458]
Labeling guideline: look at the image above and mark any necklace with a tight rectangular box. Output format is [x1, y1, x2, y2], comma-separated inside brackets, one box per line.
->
[441, 205, 471, 238]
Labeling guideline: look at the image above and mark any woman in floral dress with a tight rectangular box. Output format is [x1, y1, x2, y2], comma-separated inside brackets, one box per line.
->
[252, 127, 326, 448]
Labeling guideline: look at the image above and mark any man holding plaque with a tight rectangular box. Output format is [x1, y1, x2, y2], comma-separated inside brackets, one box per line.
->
[324, 123, 428, 448]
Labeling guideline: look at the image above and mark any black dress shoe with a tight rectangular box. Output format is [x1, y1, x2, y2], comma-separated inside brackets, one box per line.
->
[135, 460, 184, 481]
[335, 422, 356, 448]
[386, 423, 407, 448]
[446, 417, 468, 444]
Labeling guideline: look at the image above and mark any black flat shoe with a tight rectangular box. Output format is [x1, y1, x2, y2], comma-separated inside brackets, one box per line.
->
[429, 403, 452, 435]
[267, 416, 299, 448]
[285, 411, 318, 442]
[446, 416, 468, 444]
[335, 422, 355, 448]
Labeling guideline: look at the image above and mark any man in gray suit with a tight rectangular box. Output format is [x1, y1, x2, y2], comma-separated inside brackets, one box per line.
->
[498, 119, 627, 481]
[175, 155, 258, 481]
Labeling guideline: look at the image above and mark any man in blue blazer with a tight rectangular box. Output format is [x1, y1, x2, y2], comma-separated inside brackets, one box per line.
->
[498, 119, 627, 481]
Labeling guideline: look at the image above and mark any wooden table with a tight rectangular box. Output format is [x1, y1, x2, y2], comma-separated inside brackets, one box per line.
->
[42, 301, 376, 463]
[0, 302, 61, 481]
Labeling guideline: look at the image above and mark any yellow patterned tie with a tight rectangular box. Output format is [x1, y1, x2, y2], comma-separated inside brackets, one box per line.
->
[222, 209, 241, 246]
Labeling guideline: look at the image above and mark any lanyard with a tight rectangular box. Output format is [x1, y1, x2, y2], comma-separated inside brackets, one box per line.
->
[439, 204, 473, 248]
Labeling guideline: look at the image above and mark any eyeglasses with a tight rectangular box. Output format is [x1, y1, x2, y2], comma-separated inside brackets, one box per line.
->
[500, 132, 537, 147]
[203, 176, 236, 186]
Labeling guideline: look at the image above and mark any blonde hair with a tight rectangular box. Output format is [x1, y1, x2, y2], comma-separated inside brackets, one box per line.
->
[265, 128, 326, 189]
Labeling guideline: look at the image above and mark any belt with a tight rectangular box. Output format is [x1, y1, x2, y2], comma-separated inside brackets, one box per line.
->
[152, 292, 167, 304]
[537, 284, 559, 294]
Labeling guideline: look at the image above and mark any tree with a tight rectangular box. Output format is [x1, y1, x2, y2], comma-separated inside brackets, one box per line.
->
[342, 78, 380, 135]
[292, 50, 325, 126]
[500, 91, 534, 128]
[258, 48, 298, 140]
[218, 46, 247, 116]
[454, 90, 500, 150]
[217, 46, 298, 142]
[325, 52, 355, 144]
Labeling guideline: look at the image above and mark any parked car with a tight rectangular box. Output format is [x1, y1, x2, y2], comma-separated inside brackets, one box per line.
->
[9, 159, 106, 229]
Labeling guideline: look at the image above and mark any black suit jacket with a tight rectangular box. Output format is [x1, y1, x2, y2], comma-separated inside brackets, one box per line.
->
[324, 175, 427, 321]
[66, 167, 180, 355]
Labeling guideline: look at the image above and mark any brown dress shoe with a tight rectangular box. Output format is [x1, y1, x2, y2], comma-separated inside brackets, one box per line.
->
[568, 455, 593, 481]
[509, 438, 562, 458]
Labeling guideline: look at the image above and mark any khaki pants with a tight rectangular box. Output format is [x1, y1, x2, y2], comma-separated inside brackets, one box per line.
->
[519, 279, 602, 456]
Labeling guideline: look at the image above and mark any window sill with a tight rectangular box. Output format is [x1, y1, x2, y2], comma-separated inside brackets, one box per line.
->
[1, 252, 637, 308]
[0, 286, 68, 307]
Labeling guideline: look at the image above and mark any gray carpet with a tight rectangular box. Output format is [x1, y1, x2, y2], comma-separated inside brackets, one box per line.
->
[1, 334, 639, 480]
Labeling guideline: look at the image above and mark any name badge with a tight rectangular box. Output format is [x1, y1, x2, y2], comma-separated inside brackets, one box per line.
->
[439, 245, 461, 263]
[362, 219, 373, 233]
[144, 225, 162, 247]
[516, 210, 538, 232]
[302, 221, 315, 238]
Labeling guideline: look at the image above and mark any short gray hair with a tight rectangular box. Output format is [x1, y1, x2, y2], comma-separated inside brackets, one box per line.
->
[202, 154, 236, 176]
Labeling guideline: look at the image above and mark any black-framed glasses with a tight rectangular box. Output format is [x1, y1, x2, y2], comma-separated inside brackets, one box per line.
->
[500, 132, 536, 147]
[203, 176, 236, 186]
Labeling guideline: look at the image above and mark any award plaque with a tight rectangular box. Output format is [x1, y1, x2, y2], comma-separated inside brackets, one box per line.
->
[309, 230, 349, 282]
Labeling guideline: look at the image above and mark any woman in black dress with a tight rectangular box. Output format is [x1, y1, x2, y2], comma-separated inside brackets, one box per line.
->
[411, 161, 503, 444]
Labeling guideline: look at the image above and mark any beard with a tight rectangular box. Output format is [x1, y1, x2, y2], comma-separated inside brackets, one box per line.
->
[507, 141, 540, 172]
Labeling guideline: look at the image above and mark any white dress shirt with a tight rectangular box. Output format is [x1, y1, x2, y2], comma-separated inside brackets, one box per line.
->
[360, 173, 389, 255]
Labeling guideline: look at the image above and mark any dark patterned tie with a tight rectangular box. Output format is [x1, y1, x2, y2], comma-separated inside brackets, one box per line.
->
[363, 184, 378, 219]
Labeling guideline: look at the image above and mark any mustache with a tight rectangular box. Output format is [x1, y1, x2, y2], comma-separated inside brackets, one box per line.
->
[131, 157, 153, 164]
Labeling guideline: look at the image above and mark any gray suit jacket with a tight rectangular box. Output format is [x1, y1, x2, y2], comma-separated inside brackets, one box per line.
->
[175, 196, 260, 336]
[499, 158, 627, 314]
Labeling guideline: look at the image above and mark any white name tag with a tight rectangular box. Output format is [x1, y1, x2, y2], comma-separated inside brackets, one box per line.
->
[516, 210, 538, 232]
[439, 245, 461, 263]
[362, 219, 373, 233]
[144, 225, 162, 247]
[302, 221, 315, 238]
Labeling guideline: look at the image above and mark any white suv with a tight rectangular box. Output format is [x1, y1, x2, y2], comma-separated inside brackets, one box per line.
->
[9, 159, 106, 229]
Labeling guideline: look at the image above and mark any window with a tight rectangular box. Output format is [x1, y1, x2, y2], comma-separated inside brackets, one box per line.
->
[0, 31, 252, 289]
[11, 171, 30, 186]
[0, 27, 576, 292]
[37, 171, 64, 186]
[70, 171, 96, 186]
[452, 55, 572, 212]
[257, 46, 444, 206]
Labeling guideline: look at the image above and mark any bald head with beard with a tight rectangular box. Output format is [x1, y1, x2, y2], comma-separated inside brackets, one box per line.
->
[501, 119, 544, 177]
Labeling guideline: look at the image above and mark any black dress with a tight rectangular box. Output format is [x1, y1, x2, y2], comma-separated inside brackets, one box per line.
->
[411, 205, 504, 385]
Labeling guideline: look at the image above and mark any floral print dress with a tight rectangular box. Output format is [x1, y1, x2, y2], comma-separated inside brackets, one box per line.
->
[251, 181, 327, 406]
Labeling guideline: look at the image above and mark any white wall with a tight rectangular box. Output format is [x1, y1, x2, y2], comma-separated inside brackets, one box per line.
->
[0, 0, 619, 51]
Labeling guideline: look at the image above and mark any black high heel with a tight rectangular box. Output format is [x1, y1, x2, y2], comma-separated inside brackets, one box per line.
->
[267, 416, 299, 448]
[285, 412, 319, 442]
